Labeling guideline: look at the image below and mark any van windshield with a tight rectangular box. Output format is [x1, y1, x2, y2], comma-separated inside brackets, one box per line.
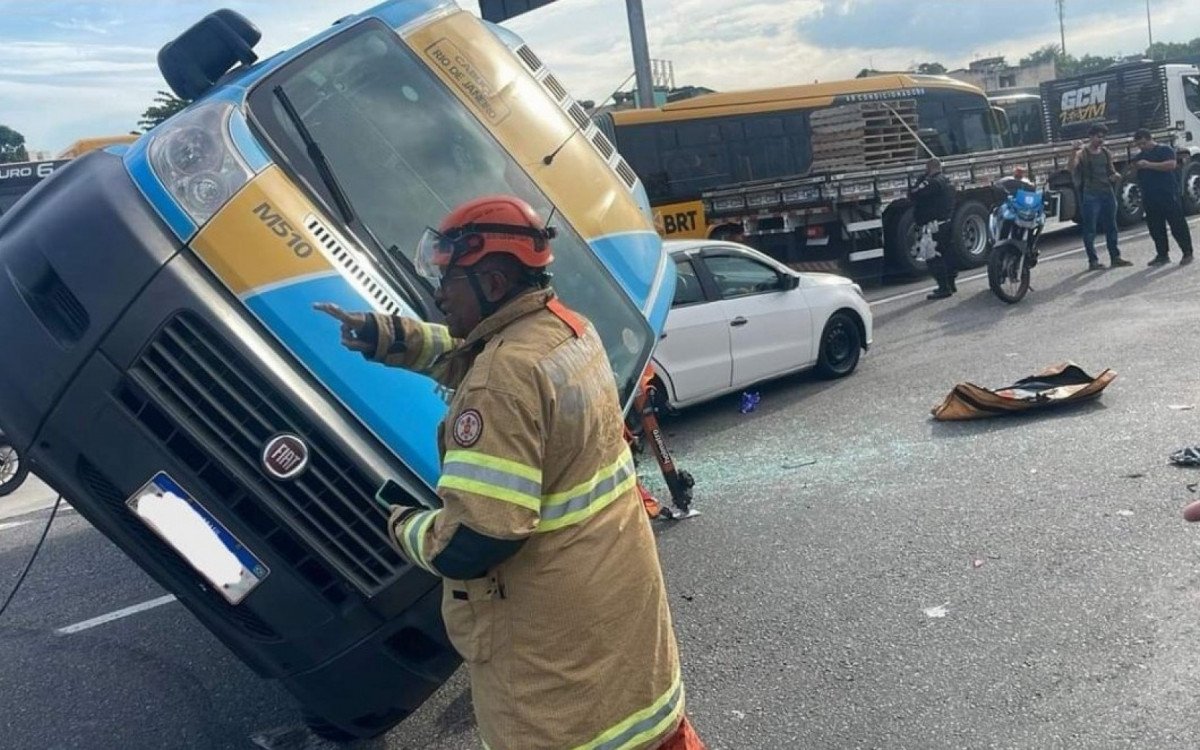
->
[247, 18, 652, 400]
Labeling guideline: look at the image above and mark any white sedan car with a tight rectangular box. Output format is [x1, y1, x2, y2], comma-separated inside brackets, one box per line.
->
[649, 240, 873, 410]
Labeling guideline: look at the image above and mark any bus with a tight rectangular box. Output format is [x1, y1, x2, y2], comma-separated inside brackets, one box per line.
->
[1, 135, 141, 218]
[0, 2, 672, 740]
[57, 133, 140, 159]
[595, 74, 1006, 257]
[0, 158, 69, 216]
[989, 90, 1046, 147]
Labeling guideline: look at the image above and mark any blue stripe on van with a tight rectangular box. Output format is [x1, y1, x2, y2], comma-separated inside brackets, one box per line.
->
[588, 231, 661, 309]
[243, 274, 445, 487]
[228, 109, 271, 173]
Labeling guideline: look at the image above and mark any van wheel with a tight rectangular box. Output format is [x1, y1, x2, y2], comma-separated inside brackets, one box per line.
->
[302, 710, 358, 743]
[0, 441, 28, 497]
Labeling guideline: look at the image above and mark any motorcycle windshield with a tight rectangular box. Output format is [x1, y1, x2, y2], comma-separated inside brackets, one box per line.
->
[1014, 189, 1043, 212]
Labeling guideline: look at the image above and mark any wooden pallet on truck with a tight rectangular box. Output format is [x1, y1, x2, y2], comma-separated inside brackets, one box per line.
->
[809, 100, 922, 173]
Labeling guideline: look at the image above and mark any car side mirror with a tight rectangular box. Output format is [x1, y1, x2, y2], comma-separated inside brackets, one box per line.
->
[780, 274, 800, 291]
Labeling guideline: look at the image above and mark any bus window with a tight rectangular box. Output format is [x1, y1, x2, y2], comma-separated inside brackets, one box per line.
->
[915, 99, 951, 156]
[614, 124, 669, 202]
[784, 113, 813, 175]
[959, 108, 1002, 152]
[732, 114, 790, 182]
[661, 120, 731, 200]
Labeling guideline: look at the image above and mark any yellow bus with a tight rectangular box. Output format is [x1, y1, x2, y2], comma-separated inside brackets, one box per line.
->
[594, 74, 1007, 272]
[57, 133, 140, 159]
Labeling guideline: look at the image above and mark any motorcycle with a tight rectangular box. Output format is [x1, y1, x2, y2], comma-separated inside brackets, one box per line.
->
[0, 429, 29, 497]
[986, 178, 1047, 304]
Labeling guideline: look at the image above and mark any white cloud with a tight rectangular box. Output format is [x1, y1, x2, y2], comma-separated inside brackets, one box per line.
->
[51, 18, 112, 35]
[2, 0, 1198, 154]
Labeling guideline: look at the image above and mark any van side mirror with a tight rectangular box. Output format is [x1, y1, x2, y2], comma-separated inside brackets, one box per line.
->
[159, 9, 262, 100]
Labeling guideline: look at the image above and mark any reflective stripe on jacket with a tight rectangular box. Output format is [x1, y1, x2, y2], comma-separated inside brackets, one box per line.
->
[374, 290, 683, 750]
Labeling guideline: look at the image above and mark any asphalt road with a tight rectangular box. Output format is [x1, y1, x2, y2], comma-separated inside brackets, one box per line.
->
[3, 218, 1200, 749]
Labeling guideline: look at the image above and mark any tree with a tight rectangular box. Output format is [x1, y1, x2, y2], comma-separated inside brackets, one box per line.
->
[915, 62, 946, 75]
[138, 91, 190, 131]
[0, 125, 28, 164]
[1147, 37, 1200, 61]
[1067, 53, 1117, 75]
[1019, 44, 1060, 67]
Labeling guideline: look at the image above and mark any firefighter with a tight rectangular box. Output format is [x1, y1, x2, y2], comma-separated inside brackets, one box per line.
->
[315, 195, 703, 750]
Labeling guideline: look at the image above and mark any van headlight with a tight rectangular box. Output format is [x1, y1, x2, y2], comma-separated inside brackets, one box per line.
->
[147, 102, 253, 226]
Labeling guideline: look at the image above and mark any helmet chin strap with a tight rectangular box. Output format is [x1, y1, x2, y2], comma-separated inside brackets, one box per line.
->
[466, 270, 499, 318]
[464, 267, 526, 318]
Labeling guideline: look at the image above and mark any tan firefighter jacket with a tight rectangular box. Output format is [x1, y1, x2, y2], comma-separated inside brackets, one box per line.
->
[368, 289, 684, 750]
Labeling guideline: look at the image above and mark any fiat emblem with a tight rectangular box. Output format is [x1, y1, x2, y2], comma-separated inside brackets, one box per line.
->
[262, 433, 309, 480]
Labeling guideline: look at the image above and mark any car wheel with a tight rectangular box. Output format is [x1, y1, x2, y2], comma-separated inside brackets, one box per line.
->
[815, 312, 862, 379]
[0, 441, 28, 497]
[647, 375, 674, 416]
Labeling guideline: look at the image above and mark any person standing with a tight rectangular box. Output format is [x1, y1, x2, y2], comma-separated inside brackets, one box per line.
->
[316, 195, 703, 750]
[1133, 128, 1194, 266]
[1071, 124, 1133, 271]
[910, 158, 958, 300]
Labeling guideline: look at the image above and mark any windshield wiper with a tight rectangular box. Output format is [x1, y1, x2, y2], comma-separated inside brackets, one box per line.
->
[271, 85, 432, 318]
[272, 85, 356, 225]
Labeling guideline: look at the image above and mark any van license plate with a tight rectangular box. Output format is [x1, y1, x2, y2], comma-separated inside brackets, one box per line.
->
[126, 472, 269, 605]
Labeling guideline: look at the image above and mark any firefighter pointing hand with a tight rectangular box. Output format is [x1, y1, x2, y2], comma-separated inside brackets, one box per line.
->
[316, 195, 704, 750]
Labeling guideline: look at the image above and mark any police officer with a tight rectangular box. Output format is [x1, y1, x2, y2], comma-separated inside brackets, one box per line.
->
[909, 158, 958, 300]
[1133, 128, 1194, 266]
[316, 195, 703, 750]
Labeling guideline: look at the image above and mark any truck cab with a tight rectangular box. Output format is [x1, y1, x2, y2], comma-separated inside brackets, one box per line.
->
[1164, 63, 1200, 209]
[0, 1, 673, 740]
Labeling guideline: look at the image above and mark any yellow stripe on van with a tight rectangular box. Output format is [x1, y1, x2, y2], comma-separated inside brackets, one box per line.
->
[191, 166, 334, 296]
[403, 11, 649, 241]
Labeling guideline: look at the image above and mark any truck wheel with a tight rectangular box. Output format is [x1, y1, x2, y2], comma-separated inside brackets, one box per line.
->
[949, 200, 991, 268]
[884, 208, 925, 276]
[1182, 162, 1200, 216]
[1054, 187, 1079, 223]
[1115, 179, 1144, 227]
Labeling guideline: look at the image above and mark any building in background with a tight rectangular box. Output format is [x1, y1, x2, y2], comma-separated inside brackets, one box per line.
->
[948, 56, 1057, 93]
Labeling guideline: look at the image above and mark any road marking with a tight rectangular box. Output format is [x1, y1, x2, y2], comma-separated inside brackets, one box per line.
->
[868, 218, 1200, 308]
[54, 594, 177, 635]
[0, 521, 29, 532]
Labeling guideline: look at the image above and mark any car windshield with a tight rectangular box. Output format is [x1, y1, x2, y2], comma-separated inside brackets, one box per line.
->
[247, 19, 652, 400]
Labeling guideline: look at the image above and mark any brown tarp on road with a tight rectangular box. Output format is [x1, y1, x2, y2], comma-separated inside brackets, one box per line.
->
[931, 362, 1117, 421]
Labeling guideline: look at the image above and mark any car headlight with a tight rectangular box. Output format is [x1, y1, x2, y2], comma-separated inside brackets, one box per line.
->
[147, 102, 253, 226]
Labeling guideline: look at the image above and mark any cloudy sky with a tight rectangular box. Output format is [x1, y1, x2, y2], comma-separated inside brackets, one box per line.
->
[2, 0, 1198, 155]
